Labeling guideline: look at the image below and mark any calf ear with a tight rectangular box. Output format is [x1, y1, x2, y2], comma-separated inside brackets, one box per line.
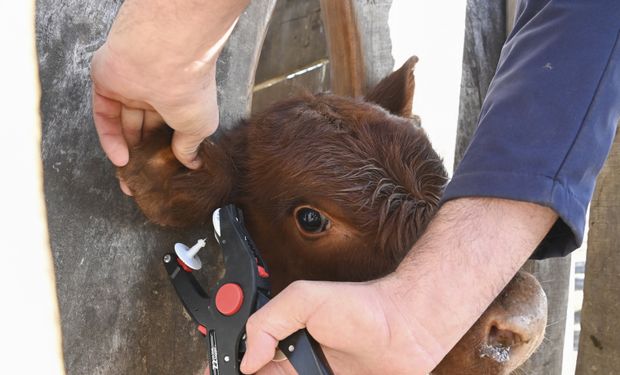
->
[364, 55, 418, 117]
[118, 128, 236, 227]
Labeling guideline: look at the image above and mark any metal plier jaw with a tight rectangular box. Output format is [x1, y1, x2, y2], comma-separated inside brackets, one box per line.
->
[163, 204, 333, 375]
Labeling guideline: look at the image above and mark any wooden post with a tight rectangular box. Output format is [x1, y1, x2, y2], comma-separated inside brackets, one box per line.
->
[216, 1, 277, 130]
[348, 0, 395, 92]
[454, 0, 505, 168]
[320, 0, 394, 97]
[319, 0, 365, 97]
[456, 1, 570, 374]
[519, 258, 571, 374]
[251, 0, 330, 114]
[576, 127, 620, 374]
[36, 1, 274, 373]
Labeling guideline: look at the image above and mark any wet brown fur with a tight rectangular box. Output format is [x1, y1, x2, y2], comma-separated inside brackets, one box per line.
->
[120, 57, 446, 288]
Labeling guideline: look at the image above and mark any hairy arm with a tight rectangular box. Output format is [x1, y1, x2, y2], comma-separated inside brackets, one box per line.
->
[241, 198, 557, 374]
[380, 198, 557, 368]
[91, 0, 249, 170]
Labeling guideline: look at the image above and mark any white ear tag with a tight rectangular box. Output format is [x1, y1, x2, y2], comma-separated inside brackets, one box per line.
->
[174, 238, 206, 270]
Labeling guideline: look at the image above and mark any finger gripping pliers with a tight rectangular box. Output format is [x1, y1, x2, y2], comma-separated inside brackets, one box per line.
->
[163, 204, 333, 375]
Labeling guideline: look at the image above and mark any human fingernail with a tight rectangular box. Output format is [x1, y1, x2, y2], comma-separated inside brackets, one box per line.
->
[240, 355, 250, 373]
[119, 179, 133, 196]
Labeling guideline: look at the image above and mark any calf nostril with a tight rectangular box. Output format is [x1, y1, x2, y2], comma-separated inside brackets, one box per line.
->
[488, 324, 525, 348]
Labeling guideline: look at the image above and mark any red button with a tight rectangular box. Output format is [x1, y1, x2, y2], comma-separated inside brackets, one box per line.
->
[257, 265, 270, 278]
[197, 325, 207, 336]
[215, 283, 244, 316]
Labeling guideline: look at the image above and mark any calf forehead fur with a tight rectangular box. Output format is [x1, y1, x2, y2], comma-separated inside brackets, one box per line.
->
[237, 92, 448, 263]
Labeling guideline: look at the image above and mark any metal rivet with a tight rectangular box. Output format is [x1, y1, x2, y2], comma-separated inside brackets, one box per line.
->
[163, 254, 171, 263]
[224, 355, 230, 362]
[288, 345, 295, 352]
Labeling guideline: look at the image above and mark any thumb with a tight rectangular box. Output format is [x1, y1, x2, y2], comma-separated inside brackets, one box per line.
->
[162, 87, 219, 169]
[171, 125, 214, 169]
[241, 281, 328, 374]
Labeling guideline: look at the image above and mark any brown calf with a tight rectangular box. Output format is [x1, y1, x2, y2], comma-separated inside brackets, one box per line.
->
[119, 57, 547, 374]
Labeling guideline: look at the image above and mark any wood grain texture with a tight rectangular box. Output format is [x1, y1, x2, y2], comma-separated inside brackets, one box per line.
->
[453, 0, 505, 169]
[349, 0, 394, 92]
[252, 0, 330, 114]
[520, 258, 571, 375]
[216, 1, 277, 131]
[319, 0, 365, 97]
[455, 1, 568, 373]
[255, 0, 327, 82]
[252, 59, 330, 114]
[320, 0, 394, 97]
[36, 1, 273, 373]
[576, 127, 620, 374]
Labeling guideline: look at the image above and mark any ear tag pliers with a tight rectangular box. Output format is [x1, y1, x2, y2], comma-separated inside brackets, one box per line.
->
[163, 204, 333, 375]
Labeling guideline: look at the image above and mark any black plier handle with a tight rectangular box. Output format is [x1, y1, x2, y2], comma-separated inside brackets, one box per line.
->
[163, 204, 333, 375]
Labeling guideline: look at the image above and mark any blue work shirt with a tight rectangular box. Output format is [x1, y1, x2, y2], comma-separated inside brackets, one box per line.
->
[442, 0, 620, 259]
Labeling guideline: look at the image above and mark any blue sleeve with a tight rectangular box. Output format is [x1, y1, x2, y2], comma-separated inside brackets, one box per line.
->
[442, 0, 620, 259]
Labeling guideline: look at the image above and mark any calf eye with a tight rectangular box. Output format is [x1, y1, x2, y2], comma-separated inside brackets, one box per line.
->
[296, 207, 330, 234]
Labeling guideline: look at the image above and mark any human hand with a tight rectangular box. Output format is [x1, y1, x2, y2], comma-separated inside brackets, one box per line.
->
[240, 279, 443, 375]
[90, 0, 249, 188]
[91, 43, 219, 171]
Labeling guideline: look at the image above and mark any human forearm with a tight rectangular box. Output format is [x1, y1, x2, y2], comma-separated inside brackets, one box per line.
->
[106, 0, 249, 69]
[382, 197, 557, 364]
[100, 0, 250, 91]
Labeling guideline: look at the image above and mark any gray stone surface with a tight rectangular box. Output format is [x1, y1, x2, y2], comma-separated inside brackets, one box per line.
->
[36, 1, 273, 373]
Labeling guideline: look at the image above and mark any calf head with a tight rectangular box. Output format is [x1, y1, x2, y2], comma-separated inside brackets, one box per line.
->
[118, 57, 547, 374]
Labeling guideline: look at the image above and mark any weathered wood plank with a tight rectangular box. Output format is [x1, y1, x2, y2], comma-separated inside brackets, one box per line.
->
[216, 1, 277, 131]
[576, 127, 620, 374]
[255, 0, 328, 82]
[252, 59, 330, 114]
[319, 0, 365, 97]
[320, 0, 394, 97]
[349, 0, 394, 92]
[520, 258, 571, 375]
[36, 1, 274, 373]
[454, 0, 505, 168]
[456, 1, 569, 374]
[252, 0, 330, 113]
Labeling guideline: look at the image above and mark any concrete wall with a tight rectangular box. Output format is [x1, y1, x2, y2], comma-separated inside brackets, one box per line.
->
[36, 1, 274, 373]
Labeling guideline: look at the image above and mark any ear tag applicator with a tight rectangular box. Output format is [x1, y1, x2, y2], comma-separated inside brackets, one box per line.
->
[164, 205, 333, 375]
